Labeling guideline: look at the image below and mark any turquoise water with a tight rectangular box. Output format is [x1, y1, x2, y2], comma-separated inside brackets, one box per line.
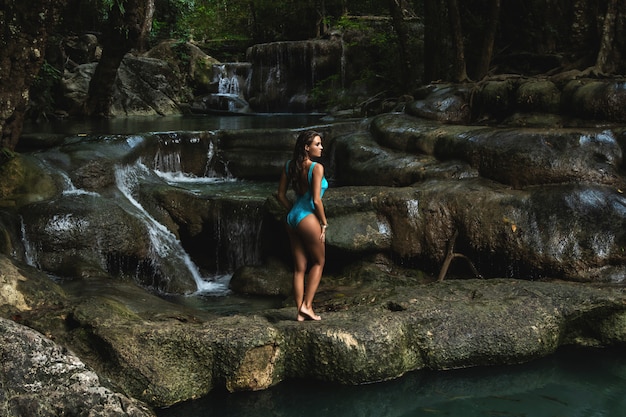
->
[157, 347, 626, 417]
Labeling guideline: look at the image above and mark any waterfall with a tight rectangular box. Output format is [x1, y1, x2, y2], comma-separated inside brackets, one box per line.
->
[218, 65, 240, 96]
[203, 139, 234, 179]
[245, 38, 343, 112]
[114, 161, 228, 294]
[58, 172, 100, 197]
[145, 136, 259, 276]
[207, 200, 263, 274]
[20, 217, 39, 269]
[153, 147, 182, 173]
[151, 134, 234, 182]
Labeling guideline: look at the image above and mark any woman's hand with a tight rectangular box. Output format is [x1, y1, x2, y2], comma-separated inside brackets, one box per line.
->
[320, 224, 327, 242]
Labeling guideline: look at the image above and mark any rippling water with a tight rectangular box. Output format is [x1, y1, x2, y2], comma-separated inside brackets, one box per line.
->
[157, 347, 626, 417]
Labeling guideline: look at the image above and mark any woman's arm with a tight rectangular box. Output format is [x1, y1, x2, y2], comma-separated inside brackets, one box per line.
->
[311, 163, 327, 228]
[277, 168, 292, 210]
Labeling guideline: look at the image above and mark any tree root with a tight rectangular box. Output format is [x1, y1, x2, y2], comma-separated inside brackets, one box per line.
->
[437, 230, 483, 281]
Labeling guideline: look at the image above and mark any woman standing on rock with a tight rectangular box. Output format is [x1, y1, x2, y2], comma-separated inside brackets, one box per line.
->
[277, 130, 328, 321]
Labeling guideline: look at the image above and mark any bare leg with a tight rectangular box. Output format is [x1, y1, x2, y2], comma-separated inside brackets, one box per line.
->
[296, 214, 325, 320]
[287, 226, 307, 321]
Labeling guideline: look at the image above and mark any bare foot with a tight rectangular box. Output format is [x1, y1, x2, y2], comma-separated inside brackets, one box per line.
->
[299, 305, 321, 321]
[297, 311, 306, 322]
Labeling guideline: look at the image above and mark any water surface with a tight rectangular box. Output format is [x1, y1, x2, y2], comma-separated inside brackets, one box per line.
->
[22, 113, 327, 136]
[157, 347, 626, 417]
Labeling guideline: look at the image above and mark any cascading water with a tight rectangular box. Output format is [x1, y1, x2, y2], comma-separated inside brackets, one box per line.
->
[16, 127, 274, 302]
[218, 67, 240, 96]
[245, 38, 343, 112]
[114, 161, 227, 294]
[153, 144, 182, 173]
[18, 157, 99, 272]
[197, 63, 251, 114]
[20, 217, 39, 269]
[148, 135, 260, 275]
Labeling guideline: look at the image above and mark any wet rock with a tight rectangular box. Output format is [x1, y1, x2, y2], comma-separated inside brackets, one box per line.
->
[72, 159, 117, 191]
[562, 79, 626, 123]
[406, 84, 472, 123]
[370, 112, 624, 188]
[0, 317, 155, 417]
[371, 180, 626, 281]
[475, 79, 519, 120]
[0, 154, 58, 205]
[149, 184, 270, 274]
[246, 38, 343, 112]
[0, 255, 66, 319]
[0, 256, 154, 416]
[416, 78, 626, 124]
[7, 252, 626, 411]
[144, 40, 221, 94]
[515, 79, 561, 113]
[19, 193, 198, 293]
[61, 54, 191, 117]
[230, 257, 292, 297]
[335, 128, 477, 186]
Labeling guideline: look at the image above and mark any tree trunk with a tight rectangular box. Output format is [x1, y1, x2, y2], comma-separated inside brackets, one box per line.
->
[447, 0, 469, 82]
[138, 0, 155, 52]
[388, 0, 416, 90]
[314, 0, 328, 38]
[84, 0, 152, 117]
[594, 0, 618, 74]
[423, 0, 446, 82]
[0, 0, 66, 151]
[475, 0, 500, 80]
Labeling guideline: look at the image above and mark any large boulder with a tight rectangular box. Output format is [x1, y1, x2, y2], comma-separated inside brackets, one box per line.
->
[61, 54, 192, 117]
[0, 154, 58, 205]
[407, 84, 473, 124]
[562, 79, 626, 122]
[0, 317, 155, 417]
[144, 40, 220, 95]
[0, 255, 154, 417]
[19, 192, 198, 294]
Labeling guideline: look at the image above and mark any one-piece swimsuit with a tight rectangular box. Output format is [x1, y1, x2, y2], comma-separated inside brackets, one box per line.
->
[286, 161, 328, 229]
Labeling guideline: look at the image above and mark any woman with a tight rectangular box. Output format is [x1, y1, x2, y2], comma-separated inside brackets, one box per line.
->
[277, 130, 328, 321]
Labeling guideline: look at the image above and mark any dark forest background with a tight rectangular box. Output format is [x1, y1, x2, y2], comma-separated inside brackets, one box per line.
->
[1, 0, 625, 151]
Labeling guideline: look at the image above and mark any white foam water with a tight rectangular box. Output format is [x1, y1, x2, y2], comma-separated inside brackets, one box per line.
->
[114, 161, 220, 294]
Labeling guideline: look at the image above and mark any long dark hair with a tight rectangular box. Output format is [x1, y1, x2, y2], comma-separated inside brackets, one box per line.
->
[288, 130, 320, 195]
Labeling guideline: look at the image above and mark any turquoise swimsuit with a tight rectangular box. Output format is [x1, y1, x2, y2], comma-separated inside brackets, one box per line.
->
[286, 161, 328, 229]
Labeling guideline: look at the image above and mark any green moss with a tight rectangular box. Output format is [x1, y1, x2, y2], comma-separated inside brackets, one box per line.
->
[0, 154, 25, 199]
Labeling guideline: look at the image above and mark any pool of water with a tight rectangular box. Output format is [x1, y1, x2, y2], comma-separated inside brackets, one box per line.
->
[157, 346, 626, 417]
[162, 283, 285, 317]
[22, 113, 328, 136]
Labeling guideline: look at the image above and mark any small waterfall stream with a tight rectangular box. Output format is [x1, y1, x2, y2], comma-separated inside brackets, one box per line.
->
[16, 127, 271, 296]
[114, 161, 227, 294]
[217, 64, 241, 96]
[20, 217, 39, 269]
